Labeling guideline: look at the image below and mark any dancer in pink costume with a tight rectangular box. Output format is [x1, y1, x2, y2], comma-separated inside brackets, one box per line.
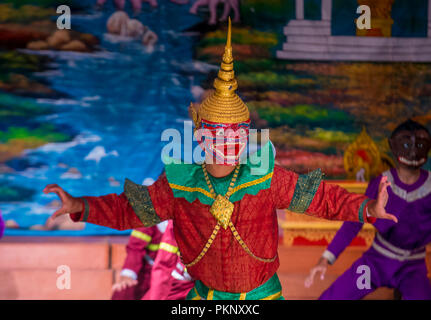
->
[142, 220, 194, 300]
[111, 223, 167, 300]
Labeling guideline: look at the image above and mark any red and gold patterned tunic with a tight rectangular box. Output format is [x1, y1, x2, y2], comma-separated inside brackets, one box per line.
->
[71, 144, 373, 293]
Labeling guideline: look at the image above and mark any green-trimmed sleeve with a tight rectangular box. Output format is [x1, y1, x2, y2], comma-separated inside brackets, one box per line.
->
[69, 175, 174, 230]
[272, 166, 372, 223]
[302, 177, 372, 223]
[69, 191, 152, 230]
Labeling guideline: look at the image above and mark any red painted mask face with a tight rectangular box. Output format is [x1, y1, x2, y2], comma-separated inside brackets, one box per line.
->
[390, 129, 431, 169]
[196, 120, 250, 165]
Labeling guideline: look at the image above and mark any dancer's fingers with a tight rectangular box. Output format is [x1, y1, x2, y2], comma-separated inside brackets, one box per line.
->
[382, 213, 398, 223]
[50, 207, 67, 220]
[43, 184, 59, 193]
[320, 267, 326, 280]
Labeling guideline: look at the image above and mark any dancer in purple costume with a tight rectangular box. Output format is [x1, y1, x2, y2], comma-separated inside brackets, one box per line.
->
[306, 119, 431, 300]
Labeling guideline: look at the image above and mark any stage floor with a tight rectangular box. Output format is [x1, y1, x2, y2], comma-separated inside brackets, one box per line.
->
[1, 236, 429, 300]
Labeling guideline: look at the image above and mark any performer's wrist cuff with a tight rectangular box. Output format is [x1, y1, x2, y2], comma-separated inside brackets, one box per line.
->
[364, 201, 377, 224]
[70, 198, 89, 222]
[120, 269, 138, 280]
[322, 250, 336, 265]
[359, 198, 374, 223]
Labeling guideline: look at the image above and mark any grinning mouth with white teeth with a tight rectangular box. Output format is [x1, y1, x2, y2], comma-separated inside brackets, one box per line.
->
[398, 156, 426, 167]
[211, 142, 246, 160]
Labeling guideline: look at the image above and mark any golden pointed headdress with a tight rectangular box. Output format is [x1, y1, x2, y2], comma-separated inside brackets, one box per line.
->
[193, 18, 250, 125]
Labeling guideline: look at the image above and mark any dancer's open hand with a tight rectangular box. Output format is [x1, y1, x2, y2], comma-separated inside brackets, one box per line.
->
[304, 257, 328, 288]
[112, 276, 138, 292]
[366, 176, 398, 223]
[43, 184, 83, 221]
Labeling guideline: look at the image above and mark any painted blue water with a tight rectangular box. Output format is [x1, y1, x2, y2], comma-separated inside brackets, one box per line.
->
[2, 0, 208, 235]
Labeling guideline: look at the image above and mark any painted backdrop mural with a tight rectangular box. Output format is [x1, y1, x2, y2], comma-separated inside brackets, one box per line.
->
[1, 0, 430, 235]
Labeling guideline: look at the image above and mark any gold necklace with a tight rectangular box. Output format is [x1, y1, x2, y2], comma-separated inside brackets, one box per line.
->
[202, 163, 240, 229]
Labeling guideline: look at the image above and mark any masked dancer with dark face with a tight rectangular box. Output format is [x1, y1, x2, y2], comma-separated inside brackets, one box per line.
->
[306, 119, 431, 300]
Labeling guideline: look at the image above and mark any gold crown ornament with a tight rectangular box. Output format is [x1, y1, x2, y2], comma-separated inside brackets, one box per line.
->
[190, 17, 250, 128]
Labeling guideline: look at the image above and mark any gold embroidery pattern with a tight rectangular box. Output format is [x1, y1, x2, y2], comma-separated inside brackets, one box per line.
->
[229, 221, 277, 263]
[169, 183, 215, 200]
[169, 171, 273, 204]
[189, 285, 282, 300]
[124, 178, 161, 227]
[192, 288, 202, 300]
[288, 169, 323, 213]
[230, 171, 273, 195]
[261, 291, 282, 300]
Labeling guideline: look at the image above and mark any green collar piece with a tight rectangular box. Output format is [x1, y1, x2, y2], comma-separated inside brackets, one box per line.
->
[164, 142, 275, 206]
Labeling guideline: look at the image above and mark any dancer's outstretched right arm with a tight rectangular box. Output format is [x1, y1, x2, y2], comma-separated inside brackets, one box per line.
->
[43, 172, 174, 231]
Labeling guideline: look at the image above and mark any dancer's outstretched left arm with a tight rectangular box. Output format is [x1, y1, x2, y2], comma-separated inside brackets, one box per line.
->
[272, 165, 397, 224]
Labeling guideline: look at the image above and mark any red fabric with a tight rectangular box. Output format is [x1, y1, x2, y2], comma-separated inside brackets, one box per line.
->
[147, 173, 175, 220]
[72, 165, 372, 293]
[111, 285, 137, 300]
[142, 221, 194, 300]
[306, 180, 371, 222]
[70, 193, 143, 230]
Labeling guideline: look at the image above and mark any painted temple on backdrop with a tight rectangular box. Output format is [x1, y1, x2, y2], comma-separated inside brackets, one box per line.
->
[277, 0, 431, 61]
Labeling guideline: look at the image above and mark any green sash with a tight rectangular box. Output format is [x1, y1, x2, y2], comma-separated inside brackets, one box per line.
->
[186, 273, 284, 300]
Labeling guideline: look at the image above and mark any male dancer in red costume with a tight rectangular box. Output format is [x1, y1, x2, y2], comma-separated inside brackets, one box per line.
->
[44, 20, 397, 300]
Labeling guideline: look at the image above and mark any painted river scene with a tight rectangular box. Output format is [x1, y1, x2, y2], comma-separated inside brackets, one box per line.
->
[1, 0, 430, 235]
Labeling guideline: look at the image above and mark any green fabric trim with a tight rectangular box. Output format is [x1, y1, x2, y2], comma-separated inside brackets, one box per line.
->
[123, 178, 161, 227]
[164, 142, 275, 205]
[288, 169, 323, 214]
[81, 198, 89, 222]
[358, 198, 371, 223]
[186, 273, 284, 300]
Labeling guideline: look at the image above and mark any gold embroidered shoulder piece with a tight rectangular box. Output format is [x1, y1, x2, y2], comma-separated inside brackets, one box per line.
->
[287, 169, 323, 214]
[124, 178, 161, 227]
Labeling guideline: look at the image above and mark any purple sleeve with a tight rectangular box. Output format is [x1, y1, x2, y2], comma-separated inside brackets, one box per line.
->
[323, 176, 380, 264]
[0, 211, 4, 239]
